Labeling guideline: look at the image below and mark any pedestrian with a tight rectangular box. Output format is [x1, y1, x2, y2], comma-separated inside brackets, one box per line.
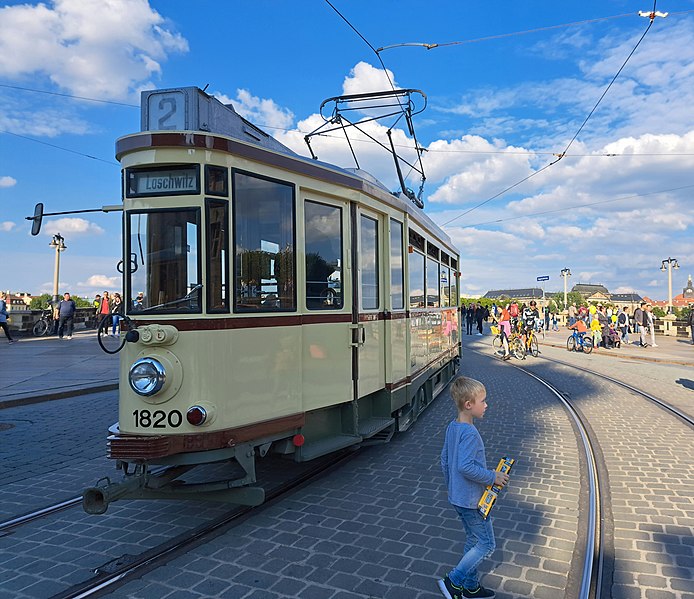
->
[634, 302, 647, 347]
[0, 292, 16, 344]
[99, 291, 111, 334]
[57, 292, 76, 339]
[568, 303, 576, 326]
[475, 305, 487, 335]
[92, 294, 101, 327]
[618, 306, 630, 344]
[551, 311, 559, 331]
[437, 376, 509, 599]
[465, 304, 475, 335]
[111, 293, 124, 336]
[646, 304, 658, 347]
[687, 304, 694, 345]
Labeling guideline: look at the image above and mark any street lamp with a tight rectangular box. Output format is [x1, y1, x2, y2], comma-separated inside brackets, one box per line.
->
[560, 268, 571, 309]
[660, 257, 679, 313]
[49, 233, 67, 307]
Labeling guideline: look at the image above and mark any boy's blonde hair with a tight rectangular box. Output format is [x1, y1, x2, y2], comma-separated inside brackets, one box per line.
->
[450, 376, 486, 411]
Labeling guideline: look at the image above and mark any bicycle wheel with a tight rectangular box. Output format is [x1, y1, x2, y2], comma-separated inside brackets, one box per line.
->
[512, 339, 526, 360]
[582, 338, 594, 354]
[567, 336, 576, 352]
[492, 335, 503, 355]
[530, 336, 539, 357]
[33, 319, 48, 336]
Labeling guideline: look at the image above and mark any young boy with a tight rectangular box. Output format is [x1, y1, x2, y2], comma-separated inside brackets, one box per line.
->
[438, 376, 509, 599]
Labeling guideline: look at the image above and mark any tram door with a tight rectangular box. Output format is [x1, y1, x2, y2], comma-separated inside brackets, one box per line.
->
[352, 206, 386, 397]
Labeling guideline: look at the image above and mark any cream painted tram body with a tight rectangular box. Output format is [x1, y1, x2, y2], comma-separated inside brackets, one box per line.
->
[83, 87, 461, 513]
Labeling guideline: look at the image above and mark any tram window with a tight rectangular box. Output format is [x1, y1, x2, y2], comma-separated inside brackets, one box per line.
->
[451, 267, 459, 306]
[409, 229, 425, 252]
[305, 201, 343, 310]
[233, 172, 296, 312]
[409, 250, 425, 308]
[205, 166, 228, 197]
[206, 199, 229, 312]
[360, 215, 379, 310]
[441, 265, 451, 307]
[390, 219, 404, 310]
[128, 209, 201, 314]
[426, 257, 440, 307]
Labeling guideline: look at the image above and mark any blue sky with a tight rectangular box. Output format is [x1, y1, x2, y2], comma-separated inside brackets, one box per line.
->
[1, 0, 693, 301]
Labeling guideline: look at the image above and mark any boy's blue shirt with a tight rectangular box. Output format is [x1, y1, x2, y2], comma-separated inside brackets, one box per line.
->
[441, 420, 496, 509]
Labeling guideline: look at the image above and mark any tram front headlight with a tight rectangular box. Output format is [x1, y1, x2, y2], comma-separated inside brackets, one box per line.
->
[129, 358, 166, 396]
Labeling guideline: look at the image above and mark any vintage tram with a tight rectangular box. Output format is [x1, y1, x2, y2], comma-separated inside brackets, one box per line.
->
[83, 86, 461, 514]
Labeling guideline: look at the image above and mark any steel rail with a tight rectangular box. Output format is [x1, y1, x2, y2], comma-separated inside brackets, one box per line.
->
[517, 368, 603, 599]
[0, 497, 81, 533]
[0, 467, 169, 534]
[49, 450, 356, 599]
[539, 356, 694, 427]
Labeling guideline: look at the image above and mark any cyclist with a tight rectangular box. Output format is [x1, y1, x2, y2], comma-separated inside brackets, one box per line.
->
[521, 300, 540, 349]
[493, 304, 512, 360]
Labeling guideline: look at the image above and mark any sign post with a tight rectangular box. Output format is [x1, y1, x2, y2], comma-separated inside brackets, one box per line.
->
[537, 276, 549, 311]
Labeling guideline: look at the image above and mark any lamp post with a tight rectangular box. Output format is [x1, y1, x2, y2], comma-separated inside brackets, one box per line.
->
[660, 257, 679, 313]
[49, 233, 67, 307]
[560, 268, 571, 310]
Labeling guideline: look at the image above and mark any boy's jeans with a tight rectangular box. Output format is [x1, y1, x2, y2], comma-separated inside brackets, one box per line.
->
[449, 506, 496, 589]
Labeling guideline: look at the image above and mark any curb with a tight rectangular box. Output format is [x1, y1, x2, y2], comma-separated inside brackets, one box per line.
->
[0, 382, 119, 410]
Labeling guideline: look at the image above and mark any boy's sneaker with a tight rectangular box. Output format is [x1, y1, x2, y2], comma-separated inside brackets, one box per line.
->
[437, 575, 464, 599]
[462, 585, 495, 598]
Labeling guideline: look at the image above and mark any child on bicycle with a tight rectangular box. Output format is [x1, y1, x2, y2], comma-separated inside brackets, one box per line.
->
[492, 305, 511, 360]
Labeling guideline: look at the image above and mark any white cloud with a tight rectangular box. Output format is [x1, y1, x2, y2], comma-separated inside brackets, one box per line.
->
[1, 221, 16, 231]
[342, 61, 397, 96]
[77, 274, 120, 289]
[0, 0, 188, 100]
[214, 89, 294, 130]
[42, 218, 104, 236]
[0, 176, 17, 188]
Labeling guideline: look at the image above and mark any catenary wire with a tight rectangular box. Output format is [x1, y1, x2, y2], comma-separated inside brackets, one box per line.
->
[375, 9, 693, 53]
[440, 5, 662, 227]
[0, 130, 119, 165]
[450, 182, 694, 229]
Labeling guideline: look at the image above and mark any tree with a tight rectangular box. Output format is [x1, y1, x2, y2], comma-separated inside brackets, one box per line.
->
[30, 294, 53, 310]
[552, 291, 584, 311]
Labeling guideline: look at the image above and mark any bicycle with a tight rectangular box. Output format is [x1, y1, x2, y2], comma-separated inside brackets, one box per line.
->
[508, 331, 526, 360]
[32, 309, 54, 336]
[524, 327, 540, 357]
[566, 330, 594, 354]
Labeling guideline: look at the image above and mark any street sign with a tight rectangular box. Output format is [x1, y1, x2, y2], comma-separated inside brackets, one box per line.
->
[537, 276, 550, 281]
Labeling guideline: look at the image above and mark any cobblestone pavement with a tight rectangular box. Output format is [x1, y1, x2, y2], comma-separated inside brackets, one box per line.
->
[469, 335, 694, 599]
[1, 331, 692, 598]
[90, 349, 582, 599]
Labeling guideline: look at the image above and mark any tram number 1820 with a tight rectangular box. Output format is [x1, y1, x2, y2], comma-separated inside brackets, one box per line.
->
[133, 409, 183, 428]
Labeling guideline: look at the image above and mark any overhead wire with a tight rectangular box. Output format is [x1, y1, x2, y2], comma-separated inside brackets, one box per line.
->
[323, 0, 427, 199]
[441, 2, 663, 227]
[0, 130, 119, 165]
[451, 182, 694, 229]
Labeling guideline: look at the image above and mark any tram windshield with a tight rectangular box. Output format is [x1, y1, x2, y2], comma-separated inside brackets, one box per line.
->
[128, 209, 201, 314]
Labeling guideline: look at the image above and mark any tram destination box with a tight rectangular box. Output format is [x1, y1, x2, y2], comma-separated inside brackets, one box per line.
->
[140, 87, 295, 155]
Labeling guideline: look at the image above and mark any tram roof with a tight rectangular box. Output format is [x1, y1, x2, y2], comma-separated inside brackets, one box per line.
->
[119, 87, 455, 253]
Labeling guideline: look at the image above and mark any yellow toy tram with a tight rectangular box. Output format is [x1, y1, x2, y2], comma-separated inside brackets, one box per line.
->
[83, 86, 461, 513]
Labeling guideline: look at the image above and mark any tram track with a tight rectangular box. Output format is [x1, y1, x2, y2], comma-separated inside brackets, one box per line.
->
[502, 361, 606, 599]
[33, 450, 355, 599]
[476, 342, 694, 598]
[537, 355, 694, 428]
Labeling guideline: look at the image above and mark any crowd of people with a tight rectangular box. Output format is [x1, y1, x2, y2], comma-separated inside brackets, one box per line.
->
[567, 301, 657, 349]
[462, 298, 694, 354]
